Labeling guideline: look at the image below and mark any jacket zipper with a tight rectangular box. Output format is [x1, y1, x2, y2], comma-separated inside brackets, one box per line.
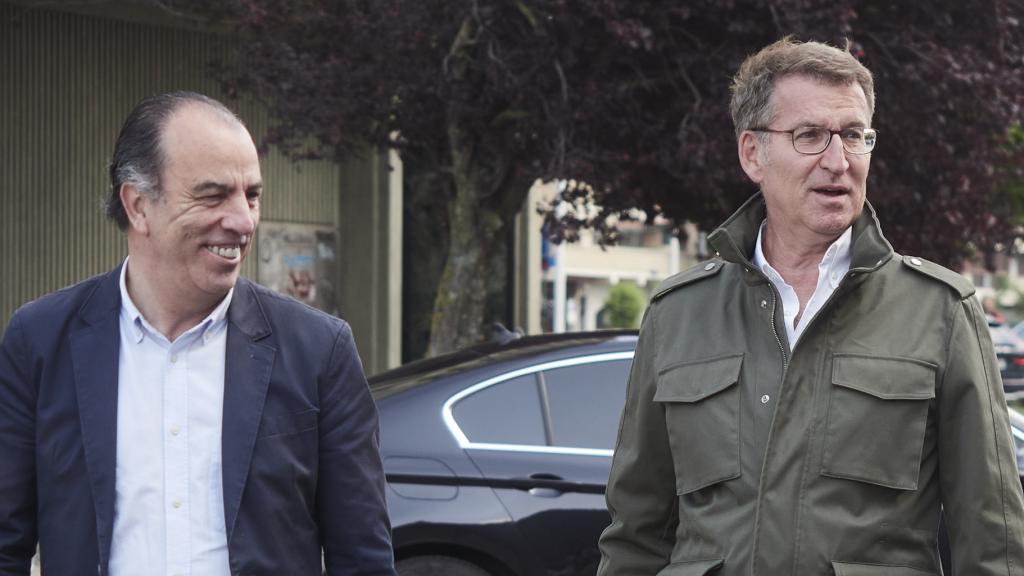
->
[769, 286, 789, 371]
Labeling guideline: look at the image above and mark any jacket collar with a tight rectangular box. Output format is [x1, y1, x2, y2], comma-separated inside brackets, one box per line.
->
[707, 192, 894, 273]
[227, 277, 272, 340]
[221, 276, 275, 541]
[71, 266, 123, 570]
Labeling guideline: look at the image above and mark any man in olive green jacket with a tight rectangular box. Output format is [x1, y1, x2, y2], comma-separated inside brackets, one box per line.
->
[597, 38, 1024, 575]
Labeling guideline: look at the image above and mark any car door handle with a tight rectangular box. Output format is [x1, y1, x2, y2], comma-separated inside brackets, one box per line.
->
[526, 473, 565, 498]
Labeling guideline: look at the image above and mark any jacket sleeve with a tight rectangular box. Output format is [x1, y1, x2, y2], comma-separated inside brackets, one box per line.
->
[938, 295, 1024, 574]
[317, 321, 397, 576]
[597, 304, 677, 575]
[0, 310, 38, 575]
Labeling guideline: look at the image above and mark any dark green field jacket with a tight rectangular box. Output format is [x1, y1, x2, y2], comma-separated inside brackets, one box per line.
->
[598, 193, 1024, 575]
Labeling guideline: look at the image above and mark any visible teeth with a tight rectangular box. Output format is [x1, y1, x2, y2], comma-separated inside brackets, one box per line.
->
[207, 245, 240, 259]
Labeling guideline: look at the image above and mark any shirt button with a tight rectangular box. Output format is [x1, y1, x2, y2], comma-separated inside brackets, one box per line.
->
[170, 353, 178, 364]
[910, 257, 923, 266]
[172, 499, 182, 509]
[761, 394, 771, 404]
[704, 263, 716, 271]
[170, 425, 180, 436]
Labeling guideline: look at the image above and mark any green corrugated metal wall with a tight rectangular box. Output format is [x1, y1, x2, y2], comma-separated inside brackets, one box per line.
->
[0, 2, 342, 330]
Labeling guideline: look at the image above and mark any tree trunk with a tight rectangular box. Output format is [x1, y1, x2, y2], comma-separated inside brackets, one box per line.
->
[426, 106, 511, 355]
[426, 14, 530, 356]
[426, 187, 507, 356]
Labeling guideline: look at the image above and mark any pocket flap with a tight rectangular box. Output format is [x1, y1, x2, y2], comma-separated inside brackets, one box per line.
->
[655, 354, 743, 403]
[832, 354, 936, 400]
[656, 558, 725, 576]
[831, 560, 937, 575]
[260, 408, 319, 438]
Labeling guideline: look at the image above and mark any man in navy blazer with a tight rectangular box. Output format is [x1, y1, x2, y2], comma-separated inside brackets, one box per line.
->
[0, 92, 396, 575]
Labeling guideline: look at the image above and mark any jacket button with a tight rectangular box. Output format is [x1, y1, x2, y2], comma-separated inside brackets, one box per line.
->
[704, 263, 716, 271]
[761, 394, 770, 404]
[760, 299, 767, 309]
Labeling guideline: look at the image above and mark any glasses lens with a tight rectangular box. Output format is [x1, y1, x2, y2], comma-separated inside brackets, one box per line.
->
[858, 128, 877, 153]
[839, 127, 875, 154]
[792, 127, 828, 154]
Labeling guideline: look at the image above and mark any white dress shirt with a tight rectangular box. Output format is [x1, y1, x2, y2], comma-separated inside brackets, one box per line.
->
[753, 223, 852, 349]
[109, 259, 232, 576]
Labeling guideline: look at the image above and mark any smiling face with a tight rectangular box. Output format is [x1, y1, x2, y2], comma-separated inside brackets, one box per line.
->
[129, 103, 262, 310]
[738, 75, 872, 246]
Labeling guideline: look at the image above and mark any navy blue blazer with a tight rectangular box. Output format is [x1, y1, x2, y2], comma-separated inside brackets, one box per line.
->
[0, 266, 396, 575]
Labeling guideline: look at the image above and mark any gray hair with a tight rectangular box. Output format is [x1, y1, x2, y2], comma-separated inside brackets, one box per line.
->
[729, 37, 875, 140]
[105, 91, 242, 230]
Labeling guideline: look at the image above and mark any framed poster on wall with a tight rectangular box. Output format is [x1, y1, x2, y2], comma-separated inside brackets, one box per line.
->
[257, 221, 338, 315]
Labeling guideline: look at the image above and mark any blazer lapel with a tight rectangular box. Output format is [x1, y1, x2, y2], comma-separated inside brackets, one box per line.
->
[69, 267, 123, 569]
[221, 278, 275, 541]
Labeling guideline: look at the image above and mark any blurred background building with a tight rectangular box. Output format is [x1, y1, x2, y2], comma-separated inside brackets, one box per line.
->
[1, 0, 402, 373]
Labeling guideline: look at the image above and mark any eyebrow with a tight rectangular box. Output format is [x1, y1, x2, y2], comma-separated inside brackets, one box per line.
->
[192, 181, 264, 194]
[192, 181, 233, 195]
[796, 121, 868, 129]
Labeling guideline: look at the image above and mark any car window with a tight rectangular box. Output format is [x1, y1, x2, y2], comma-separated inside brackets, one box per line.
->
[1012, 424, 1024, 477]
[541, 359, 631, 450]
[451, 374, 546, 445]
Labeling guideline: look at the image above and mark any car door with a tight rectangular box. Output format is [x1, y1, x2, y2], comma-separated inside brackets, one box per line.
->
[444, 352, 633, 576]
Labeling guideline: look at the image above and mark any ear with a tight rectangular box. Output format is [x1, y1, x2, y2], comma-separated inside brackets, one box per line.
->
[738, 131, 766, 185]
[120, 183, 150, 235]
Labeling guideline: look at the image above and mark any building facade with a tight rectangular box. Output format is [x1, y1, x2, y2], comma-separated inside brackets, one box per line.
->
[1, 0, 401, 373]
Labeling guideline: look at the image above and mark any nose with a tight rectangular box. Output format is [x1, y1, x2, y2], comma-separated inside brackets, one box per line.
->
[222, 190, 257, 236]
[819, 133, 850, 174]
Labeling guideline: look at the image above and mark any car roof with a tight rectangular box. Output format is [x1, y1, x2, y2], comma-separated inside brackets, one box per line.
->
[369, 330, 637, 399]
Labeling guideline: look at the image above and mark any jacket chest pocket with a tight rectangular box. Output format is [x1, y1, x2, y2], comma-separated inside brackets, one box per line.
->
[822, 354, 936, 490]
[654, 353, 743, 494]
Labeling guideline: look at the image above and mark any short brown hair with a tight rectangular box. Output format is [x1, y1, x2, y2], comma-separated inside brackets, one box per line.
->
[729, 37, 874, 139]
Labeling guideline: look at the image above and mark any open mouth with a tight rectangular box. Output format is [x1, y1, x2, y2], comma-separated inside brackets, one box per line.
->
[813, 186, 849, 197]
[205, 235, 249, 261]
[206, 245, 241, 259]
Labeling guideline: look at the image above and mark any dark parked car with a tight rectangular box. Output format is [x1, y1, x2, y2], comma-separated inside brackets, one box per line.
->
[989, 316, 1024, 393]
[371, 331, 1024, 576]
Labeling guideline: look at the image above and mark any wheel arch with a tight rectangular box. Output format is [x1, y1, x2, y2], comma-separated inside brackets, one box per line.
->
[395, 542, 517, 576]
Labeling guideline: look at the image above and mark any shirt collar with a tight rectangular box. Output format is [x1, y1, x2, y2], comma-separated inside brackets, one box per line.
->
[119, 256, 234, 345]
[820, 227, 853, 289]
[752, 222, 853, 288]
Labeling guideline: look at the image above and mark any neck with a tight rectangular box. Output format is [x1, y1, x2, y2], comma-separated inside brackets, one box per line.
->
[761, 221, 839, 277]
[124, 256, 222, 342]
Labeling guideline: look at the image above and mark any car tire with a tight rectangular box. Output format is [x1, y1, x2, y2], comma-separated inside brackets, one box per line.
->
[395, 555, 492, 576]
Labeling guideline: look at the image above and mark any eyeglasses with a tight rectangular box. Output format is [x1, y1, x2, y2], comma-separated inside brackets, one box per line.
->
[750, 126, 877, 155]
